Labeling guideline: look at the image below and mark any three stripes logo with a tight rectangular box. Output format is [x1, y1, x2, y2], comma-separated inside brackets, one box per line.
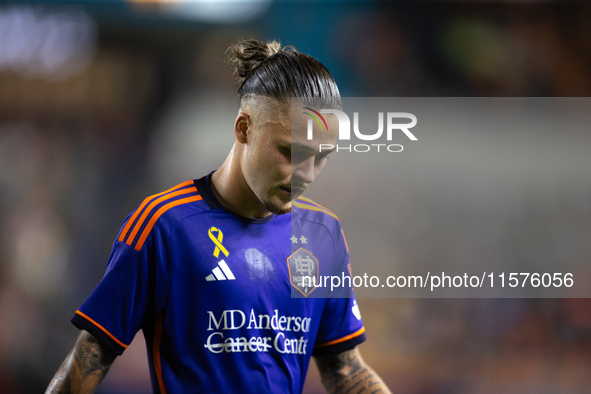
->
[205, 260, 235, 282]
[206, 226, 235, 282]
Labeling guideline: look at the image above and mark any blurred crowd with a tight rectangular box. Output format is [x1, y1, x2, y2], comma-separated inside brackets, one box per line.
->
[1, 1, 591, 393]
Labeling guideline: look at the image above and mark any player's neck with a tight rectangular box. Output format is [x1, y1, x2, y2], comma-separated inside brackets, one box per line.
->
[211, 148, 272, 219]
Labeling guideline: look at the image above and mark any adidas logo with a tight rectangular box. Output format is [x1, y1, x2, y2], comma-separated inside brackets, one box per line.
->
[205, 260, 236, 281]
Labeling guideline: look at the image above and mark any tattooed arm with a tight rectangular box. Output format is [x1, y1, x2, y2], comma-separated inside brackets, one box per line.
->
[45, 330, 117, 394]
[315, 347, 391, 394]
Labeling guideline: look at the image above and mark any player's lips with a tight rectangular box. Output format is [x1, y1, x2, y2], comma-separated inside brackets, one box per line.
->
[279, 186, 292, 197]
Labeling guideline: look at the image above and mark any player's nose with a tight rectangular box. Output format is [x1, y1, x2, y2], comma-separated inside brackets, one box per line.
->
[292, 157, 315, 185]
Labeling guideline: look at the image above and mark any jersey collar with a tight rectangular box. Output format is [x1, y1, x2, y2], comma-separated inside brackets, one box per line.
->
[193, 172, 278, 224]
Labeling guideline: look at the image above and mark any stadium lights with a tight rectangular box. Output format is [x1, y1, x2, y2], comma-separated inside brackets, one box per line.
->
[0, 5, 97, 80]
[127, 0, 272, 23]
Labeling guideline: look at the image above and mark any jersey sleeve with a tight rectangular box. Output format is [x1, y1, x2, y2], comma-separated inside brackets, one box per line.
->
[313, 226, 366, 356]
[71, 217, 170, 355]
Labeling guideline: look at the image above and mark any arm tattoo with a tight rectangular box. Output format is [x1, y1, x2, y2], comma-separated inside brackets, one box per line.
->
[315, 348, 391, 394]
[45, 330, 117, 394]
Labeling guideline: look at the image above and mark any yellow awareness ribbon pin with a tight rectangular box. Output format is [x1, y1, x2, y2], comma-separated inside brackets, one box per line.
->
[208, 227, 229, 258]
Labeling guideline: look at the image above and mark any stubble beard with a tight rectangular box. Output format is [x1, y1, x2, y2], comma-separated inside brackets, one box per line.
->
[262, 182, 308, 215]
[264, 200, 292, 215]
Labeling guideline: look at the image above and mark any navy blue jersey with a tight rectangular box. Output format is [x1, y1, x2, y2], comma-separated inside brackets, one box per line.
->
[72, 173, 365, 394]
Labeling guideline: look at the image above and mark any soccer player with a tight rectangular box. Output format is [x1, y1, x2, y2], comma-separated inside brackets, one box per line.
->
[46, 39, 391, 394]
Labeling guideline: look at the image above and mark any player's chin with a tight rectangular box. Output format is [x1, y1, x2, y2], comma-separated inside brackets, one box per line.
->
[265, 199, 292, 215]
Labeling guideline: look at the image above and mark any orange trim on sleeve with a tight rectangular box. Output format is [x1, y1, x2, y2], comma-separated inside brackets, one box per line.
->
[75, 310, 129, 349]
[134, 195, 203, 251]
[314, 326, 365, 348]
[293, 200, 340, 221]
[153, 312, 167, 394]
[118, 180, 194, 243]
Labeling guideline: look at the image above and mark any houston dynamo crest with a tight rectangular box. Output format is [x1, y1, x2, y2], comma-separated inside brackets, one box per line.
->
[287, 247, 319, 297]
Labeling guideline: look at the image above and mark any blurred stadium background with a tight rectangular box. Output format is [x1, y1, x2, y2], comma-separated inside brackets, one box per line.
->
[1, 1, 591, 393]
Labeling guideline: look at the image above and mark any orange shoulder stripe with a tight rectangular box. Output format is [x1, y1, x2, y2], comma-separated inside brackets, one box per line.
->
[297, 196, 334, 214]
[134, 194, 203, 251]
[125, 186, 198, 247]
[75, 310, 129, 349]
[293, 200, 340, 221]
[314, 326, 365, 348]
[118, 180, 194, 243]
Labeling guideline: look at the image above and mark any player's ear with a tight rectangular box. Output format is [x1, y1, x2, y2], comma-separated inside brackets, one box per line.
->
[234, 113, 250, 144]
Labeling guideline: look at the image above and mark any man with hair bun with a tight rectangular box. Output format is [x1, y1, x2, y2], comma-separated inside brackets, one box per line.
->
[47, 38, 391, 394]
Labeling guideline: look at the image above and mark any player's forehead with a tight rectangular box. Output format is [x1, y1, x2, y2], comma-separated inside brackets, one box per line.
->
[245, 96, 339, 147]
[291, 105, 339, 147]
